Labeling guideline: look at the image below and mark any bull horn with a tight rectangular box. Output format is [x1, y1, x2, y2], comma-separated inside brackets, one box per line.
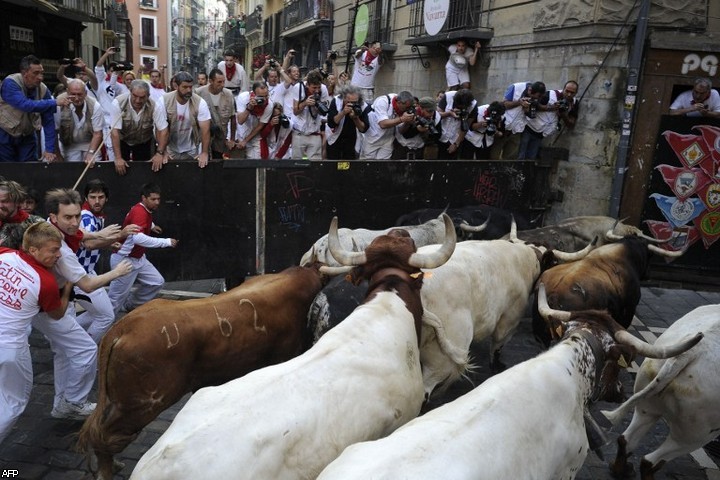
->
[408, 213, 456, 269]
[327, 217, 367, 266]
[605, 228, 623, 242]
[508, 215, 522, 243]
[536, 283, 572, 322]
[459, 215, 490, 233]
[318, 265, 354, 276]
[615, 330, 703, 359]
[552, 236, 598, 262]
[648, 244, 683, 258]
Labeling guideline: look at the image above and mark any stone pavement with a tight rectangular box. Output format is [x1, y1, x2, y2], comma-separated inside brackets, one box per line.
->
[1, 281, 719, 479]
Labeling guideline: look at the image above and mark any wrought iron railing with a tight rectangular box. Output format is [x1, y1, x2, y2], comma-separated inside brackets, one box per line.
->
[408, 0, 487, 37]
[283, 0, 332, 31]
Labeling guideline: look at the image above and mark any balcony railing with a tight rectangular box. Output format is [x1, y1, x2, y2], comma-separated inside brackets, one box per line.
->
[283, 0, 332, 31]
[246, 12, 262, 34]
[47, 0, 104, 21]
[408, 0, 488, 37]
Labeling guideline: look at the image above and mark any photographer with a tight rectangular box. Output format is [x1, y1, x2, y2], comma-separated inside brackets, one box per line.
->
[437, 88, 477, 160]
[490, 80, 545, 159]
[361, 91, 415, 159]
[196, 68, 237, 159]
[92, 47, 123, 161]
[259, 102, 293, 159]
[292, 70, 330, 160]
[393, 97, 441, 160]
[518, 82, 557, 160]
[57, 57, 98, 92]
[551, 80, 580, 130]
[254, 56, 285, 104]
[325, 84, 370, 160]
[235, 81, 274, 159]
[463, 101, 506, 160]
[669, 77, 720, 118]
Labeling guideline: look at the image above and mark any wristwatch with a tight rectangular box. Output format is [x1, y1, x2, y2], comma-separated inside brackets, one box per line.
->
[156, 149, 165, 155]
[87, 149, 95, 154]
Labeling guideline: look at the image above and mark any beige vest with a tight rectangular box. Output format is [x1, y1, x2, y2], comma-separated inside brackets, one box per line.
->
[116, 93, 155, 145]
[57, 93, 96, 146]
[196, 85, 235, 152]
[0, 73, 49, 137]
[163, 91, 201, 146]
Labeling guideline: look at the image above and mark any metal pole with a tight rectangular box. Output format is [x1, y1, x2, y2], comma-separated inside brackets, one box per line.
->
[608, 0, 651, 217]
[344, 0, 360, 74]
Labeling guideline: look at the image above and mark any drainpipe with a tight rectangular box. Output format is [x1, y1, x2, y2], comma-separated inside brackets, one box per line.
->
[608, 0, 651, 218]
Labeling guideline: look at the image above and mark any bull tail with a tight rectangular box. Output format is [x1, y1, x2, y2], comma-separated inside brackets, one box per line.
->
[421, 309, 471, 381]
[600, 345, 697, 426]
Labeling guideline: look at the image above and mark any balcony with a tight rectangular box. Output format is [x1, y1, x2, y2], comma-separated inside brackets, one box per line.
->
[224, 25, 248, 51]
[246, 12, 262, 36]
[406, 0, 493, 46]
[39, 0, 104, 23]
[282, 0, 332, 35]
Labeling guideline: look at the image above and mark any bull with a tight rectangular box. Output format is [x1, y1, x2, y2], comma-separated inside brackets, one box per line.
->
[316, 285, 702, 480]
[129, 215, 457, 479]
[76, 265, 327, 480]
[602, 304, 718, 480]
[532, 229, 682, 347]
[506, 215, 661, 252]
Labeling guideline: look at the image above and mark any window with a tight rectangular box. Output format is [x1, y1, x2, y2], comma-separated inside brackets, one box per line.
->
[140, 16, 158, 49]
[140, 0, 158, 9]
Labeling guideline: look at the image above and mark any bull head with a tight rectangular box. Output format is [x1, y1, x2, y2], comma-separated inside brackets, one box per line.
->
[536, 283, 702, 360]
[327, 213, 457, 269]
[508, 216, 597, 262]
[605, 228, 683, 258]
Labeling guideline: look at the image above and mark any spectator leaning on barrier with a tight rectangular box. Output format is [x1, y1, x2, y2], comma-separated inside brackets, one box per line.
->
[325, 84, 370, 160]
[669, 77, 720, 118]
[259, 102, 293, 160]
[463, 100, 506, 160]
[518, 81, 553, 160]
[236, 81, 274, 159]
[196, 68, 237, 160]
[361, 91, 415, 160]
[0, 55, 71, 162]
[160, 71, 211, 170]
[292, 70, 331, 160]
[54, 79, 104, 164]
[109, 79, 169, 176]
[552, 80, 580, 131]
[437, 88, 478, 160]
[490, 80, 545, 160]
[393, 96, 442, 160]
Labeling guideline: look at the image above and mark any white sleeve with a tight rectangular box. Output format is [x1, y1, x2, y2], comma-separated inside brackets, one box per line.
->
[91, 102, 105, 131]
[109, 100, 122, 130]
[130, 232, 173, 248]
[197, 98, 212, 121]
[152, 99, 169, 130]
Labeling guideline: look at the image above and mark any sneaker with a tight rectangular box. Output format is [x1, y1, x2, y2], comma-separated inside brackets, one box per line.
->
[51, 397, 96, 420]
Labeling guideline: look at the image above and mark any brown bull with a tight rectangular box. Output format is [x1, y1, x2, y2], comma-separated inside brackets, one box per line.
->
[532, 235, 679, 347]
[77, 265, 327, 480]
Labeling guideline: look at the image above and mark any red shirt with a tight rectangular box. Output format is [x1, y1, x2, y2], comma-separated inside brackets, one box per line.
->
[121, 202, 153, 258]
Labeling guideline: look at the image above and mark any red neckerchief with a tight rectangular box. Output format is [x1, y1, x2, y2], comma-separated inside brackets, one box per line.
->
[2, 209, 29, 227]
[225, 62, 236, 81]
[50, 220, 84, 254]
[82, 201, 106, 220]
[364, 51, 376, 66]
[392, 97, 403, 117]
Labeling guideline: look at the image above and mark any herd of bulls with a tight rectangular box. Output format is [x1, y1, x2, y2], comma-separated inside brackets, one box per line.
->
[74, 207, 719, 480]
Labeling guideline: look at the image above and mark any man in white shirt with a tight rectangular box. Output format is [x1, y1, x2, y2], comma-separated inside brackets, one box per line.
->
[669, 77, 720, 118]
[292, 71, 331, 160]
[445, 39, 480, 90]
[236, 81, 274, 159]
[218, 50, 249, 97]
[92, 47, 124, 161]
[351, 41, 382, 102]
[148, 68, 167, 102]
[54, 79, 104, 164]
[159, 71, 211, 170]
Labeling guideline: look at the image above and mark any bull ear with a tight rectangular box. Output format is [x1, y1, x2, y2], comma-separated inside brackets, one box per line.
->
[408, 213, 456, 269]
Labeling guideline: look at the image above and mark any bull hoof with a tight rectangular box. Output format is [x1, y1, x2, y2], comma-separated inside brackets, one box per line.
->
[609, 459, 635, 478]
[639, 458, 664, 480]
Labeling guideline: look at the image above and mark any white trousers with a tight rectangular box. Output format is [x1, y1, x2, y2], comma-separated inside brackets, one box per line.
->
[74, 285, 116, 344]
[292, 134, 322, 160]
[31, 307, 98, 408]
[0, 345, 32, 444]
[107, 254, 165, 314]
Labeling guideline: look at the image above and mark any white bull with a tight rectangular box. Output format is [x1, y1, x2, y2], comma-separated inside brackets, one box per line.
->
[317, 285, 702, 480]
[602, 304, 719, 480]
[130, 215, 457, 480]
[418, 234, 594, 395]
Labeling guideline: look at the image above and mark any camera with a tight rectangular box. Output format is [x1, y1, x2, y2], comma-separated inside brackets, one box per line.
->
[348, 102, 364, 117]
[59, 58, 73, 66]
[278, 114, 290, 128]
[557, 98, 570, 112]
[328, 50, 338, 60]
[114, 62, 134, 71]
[255, 96, 266, 106]
[526, 99, 539, 119]
[268, 58, 278, 68]
[485, 109, 500, 136]
[458, 109, 471, 132]
[416, 115, 439, 136]
[313, 94, 329, 115]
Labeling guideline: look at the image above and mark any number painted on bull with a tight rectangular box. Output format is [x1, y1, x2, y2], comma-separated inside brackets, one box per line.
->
[471, 170, 503, 206]
[213, 305, 233, 337]
[238, 298, 267, 334]
[161, 323, 180, 348]
[681, 53, 718, 76]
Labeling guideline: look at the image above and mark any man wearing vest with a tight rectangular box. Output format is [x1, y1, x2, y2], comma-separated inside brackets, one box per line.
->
[361, 91, 416, 160]
[325, 84, 370, 160]
[196, 68, 236, 159]
[109, 80, 169, 176]
[54, 79, 104, 164]
[437, 88, 478, 160]
[0, 55, 71, 162]
[292, 71, 331, 160]
[107, 182, 178, 315]
[490, 80, 546, 160]
[161, 72, 211, 170]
